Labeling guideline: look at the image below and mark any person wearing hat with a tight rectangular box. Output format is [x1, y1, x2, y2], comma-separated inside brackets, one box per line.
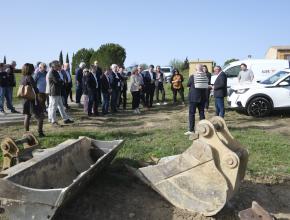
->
[75, 62, 86, 107]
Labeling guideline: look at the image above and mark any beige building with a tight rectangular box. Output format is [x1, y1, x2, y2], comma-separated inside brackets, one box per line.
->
[189, 60, 214, 75]
[265, 46, 290, 60]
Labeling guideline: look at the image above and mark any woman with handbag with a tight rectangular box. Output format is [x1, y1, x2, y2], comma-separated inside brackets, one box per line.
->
[19, 63, 45, 137]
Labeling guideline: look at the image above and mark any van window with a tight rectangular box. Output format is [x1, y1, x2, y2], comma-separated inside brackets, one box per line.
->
[225, 65, 240, 78]
[161, 68, 171, 73]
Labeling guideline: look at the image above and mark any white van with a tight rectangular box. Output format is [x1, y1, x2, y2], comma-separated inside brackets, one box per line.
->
[211, 59, 290, 88]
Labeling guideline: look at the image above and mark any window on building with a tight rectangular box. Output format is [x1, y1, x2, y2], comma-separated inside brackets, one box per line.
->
[284, 54, 290, 61]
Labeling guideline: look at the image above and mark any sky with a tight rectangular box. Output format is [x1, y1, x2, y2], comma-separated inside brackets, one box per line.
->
[1, 0, 290, 68]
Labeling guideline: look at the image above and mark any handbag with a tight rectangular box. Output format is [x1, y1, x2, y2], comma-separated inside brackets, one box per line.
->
[17, 85, 36, 101]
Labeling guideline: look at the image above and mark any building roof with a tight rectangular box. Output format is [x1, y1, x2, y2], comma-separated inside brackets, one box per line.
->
[269, 45, 290, 50]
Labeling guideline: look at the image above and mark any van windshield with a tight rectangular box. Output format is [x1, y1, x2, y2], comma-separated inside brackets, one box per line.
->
[161, 68, 171, 73]
[260, 71, 289, 85]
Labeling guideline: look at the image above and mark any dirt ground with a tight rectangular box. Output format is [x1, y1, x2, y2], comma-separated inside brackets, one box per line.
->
[51, 107, 290, 220]
[53, 166, 290, 220]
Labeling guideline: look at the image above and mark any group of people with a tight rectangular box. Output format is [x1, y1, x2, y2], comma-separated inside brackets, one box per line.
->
[1, 57, 232, 138]
[18, 61, 74, 137]
[129, 65, 186, 113]
[185, 64, 227, 136]
[75, 62, 186, 115]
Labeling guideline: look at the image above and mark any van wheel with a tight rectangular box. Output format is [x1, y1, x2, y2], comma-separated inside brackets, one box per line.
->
[247, 97, 272, 117]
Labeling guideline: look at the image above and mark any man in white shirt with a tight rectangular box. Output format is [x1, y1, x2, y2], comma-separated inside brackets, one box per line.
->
[109, 64, 122, 113]
[238, 63, 254, 83]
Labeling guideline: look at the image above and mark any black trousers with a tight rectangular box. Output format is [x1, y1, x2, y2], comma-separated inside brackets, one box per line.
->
[155, 83, 165, 102]
[64, 84, 72, 107]
[188, 101, 205, 132]
[173, 89, 184, 102]
[145, 84, 155, 107]
[111, 89, 120, 112]
[76, 85, 83, 104]
[88, 91, 99, 115]
[205, 89, 211, 109]
[131, 91, 140, 109]
[120, 87, 127, 109]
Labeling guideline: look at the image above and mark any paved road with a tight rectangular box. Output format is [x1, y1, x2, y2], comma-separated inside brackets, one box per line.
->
[0, 104, 24, 125]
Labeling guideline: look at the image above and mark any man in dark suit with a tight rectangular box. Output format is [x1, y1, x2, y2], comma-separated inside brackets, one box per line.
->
[75, 62, 86, 107]
[101, 69, 112, 115]
[86, 69, 99, 116]
[62, 63, 73, 109]
[185, 64, 208, 135]
[109, 64, 122, 113]
[93, 61, 103, 104]
[213, 66, 227, 117]
[143, 64, 156, 108]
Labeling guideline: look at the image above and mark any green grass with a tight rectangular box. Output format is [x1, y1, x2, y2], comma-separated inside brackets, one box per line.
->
[36, 126, 290, 177]
[231, 128, 290, 176]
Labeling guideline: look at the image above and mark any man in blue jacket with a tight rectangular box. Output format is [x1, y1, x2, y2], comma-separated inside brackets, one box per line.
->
[212, 66, 227, 117]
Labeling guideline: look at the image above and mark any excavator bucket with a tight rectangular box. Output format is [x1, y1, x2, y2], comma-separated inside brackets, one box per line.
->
[0, 135, 124, 220]
[132, 116, 248, 216]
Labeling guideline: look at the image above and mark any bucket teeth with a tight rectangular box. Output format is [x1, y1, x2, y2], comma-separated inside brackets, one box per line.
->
[134, 117, 248, 216]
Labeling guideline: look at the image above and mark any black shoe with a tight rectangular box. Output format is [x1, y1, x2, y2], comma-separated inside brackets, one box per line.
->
[38, 132, 46, 138]
[11, 109, 19, 113]
[64, 119, 74, 124]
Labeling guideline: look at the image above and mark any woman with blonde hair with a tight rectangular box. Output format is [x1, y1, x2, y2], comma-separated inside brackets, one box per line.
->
[130, 67, 144, 114]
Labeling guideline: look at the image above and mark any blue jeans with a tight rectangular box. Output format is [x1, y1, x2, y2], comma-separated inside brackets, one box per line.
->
[102, 92, 110, 114]
[189, 101, 205, 132]
[215, 97, 225, 117]
[88, 91, 98, 115]
[75, 85, 83, 104]
[0, 87, 14, 111]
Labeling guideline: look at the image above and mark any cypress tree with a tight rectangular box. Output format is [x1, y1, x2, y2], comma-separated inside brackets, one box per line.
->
[66, 53, 69, 64]
[59, 50, 64, 65]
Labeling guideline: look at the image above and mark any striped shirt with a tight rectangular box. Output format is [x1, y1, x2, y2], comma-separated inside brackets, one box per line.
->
[194, 72, 209, 89]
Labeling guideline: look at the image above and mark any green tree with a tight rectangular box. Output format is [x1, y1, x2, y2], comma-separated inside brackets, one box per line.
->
[90, 43, 126, 69]
[139, 63, 148, 70]
[224, 58, 239, 67]
[71, 48, 94, 75]
[169, 58, 184, 70]
[3, 56, 6, 64]
[66, 53, 69, 64]
[59, 51, 64, 65]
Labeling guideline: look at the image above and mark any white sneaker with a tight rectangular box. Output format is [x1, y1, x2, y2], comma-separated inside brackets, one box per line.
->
[156, 103, 161, 106]
[137, 108, 141, 114]
[133, 109, 138, 114]
[163, 102, 168, 105]
[184, 131, 193, 135]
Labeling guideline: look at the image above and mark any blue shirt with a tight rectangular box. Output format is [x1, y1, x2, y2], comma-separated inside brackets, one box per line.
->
[33, 71, 47, 93]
